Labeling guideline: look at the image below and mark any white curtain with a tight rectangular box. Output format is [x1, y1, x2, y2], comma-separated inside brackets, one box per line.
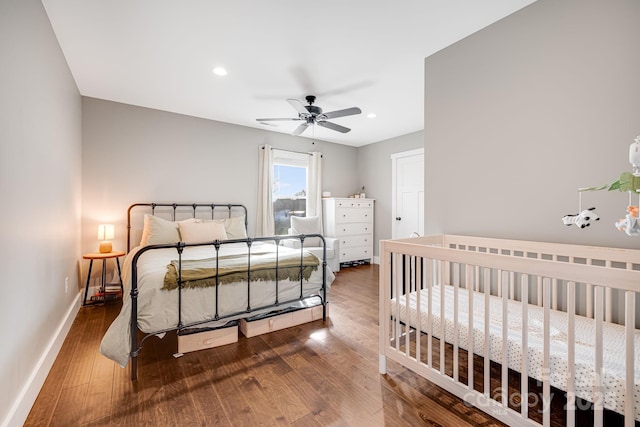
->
[257, 144, 274, 236]
[307, 152, 323, 233]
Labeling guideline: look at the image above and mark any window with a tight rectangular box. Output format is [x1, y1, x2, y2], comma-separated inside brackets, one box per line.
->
[272, 150, 309, 235]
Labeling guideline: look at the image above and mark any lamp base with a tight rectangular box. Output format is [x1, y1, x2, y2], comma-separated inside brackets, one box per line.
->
[99, 242, 112, 253]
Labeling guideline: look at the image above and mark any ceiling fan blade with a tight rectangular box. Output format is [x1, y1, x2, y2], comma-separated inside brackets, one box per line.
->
[292, 122, 311, 136]
[316, 121, 351, 133]
[287, 98, 310, 116]
[320, 107, 361, 120]
[256, 117, 301, 122]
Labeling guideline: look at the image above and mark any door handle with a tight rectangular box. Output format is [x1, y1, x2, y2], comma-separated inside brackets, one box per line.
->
[396, 217, 401, 221]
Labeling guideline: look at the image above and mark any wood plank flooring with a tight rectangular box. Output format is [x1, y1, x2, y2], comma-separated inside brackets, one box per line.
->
[26, 264, 505, 426]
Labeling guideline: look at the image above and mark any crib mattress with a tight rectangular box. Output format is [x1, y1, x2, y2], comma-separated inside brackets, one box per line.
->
[391, 284, 640, 420]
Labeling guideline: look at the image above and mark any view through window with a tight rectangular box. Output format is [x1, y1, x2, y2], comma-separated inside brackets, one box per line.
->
[273, 151, 309, 235]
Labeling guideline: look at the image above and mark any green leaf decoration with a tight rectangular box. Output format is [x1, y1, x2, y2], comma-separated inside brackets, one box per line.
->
[616, 172, 640, 192]
[608, 180, 621, 191]
[579, 172, 640, 193]
[579, 181, 617, 192]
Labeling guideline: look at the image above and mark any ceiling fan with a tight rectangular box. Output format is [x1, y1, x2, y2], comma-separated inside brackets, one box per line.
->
[256, 95, 361, 136]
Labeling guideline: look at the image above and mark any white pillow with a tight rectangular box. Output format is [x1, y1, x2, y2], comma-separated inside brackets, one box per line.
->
[223, 215, 248, 239]
[178, 220, 228, 244]
[290, 216, 321, 247]
[140, 214, 180, 246]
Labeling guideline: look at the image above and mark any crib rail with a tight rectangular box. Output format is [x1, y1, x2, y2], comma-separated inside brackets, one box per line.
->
[379, 235, 640, 427]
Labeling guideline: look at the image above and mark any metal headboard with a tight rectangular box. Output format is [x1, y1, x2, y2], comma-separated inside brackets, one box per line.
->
[127, 202, 248, 252]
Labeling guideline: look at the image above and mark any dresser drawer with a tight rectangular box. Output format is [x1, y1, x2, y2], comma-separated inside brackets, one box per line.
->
[340, 246, 373, 263]
[336, 207, 372, 224]
[336, 199, 374, 209]
[335, 223, 371, 236]
[339, 235, 371, 248]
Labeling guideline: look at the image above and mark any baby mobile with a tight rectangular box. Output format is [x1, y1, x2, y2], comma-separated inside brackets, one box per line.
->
[562, 136, 640, 236]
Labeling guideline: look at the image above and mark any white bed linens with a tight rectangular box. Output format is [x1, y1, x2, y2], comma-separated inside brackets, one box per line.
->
[101, 242, 334, 367]
[391, 284, 640, 419]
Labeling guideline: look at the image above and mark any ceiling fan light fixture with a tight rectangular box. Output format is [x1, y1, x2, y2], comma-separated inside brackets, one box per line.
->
[212, 66, 228, 76]
[367, 113, 377, 119]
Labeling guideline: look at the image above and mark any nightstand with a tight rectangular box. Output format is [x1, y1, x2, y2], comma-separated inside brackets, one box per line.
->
[82, 251, 125, 306]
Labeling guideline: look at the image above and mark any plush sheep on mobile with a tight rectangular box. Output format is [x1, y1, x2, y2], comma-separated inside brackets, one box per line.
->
[562, 207, 599, 228]
[615, 205, 640, 236]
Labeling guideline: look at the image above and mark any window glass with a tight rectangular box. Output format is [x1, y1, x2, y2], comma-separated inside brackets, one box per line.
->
[272, 150, 309, 235]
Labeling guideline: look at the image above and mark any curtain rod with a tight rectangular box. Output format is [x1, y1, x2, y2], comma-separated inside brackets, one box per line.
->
[261, 145, 323, 158]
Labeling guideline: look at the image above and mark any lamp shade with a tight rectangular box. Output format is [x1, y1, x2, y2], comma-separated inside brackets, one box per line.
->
[97, 224, 115, 241]
[97, 224, 115, 253]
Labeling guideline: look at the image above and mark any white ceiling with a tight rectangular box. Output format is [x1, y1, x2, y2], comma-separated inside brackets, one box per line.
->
[41, 0, 537, 147]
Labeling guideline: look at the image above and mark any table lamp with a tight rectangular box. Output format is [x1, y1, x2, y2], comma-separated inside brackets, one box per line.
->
[97, 224, 115, 253]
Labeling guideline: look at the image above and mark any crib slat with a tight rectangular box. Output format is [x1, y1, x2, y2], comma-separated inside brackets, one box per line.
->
[404, 256, 410, 358]
[509, 271, 515, 300]
[587, 283, 594, 319]
[427, 258, 433, 368]
[521, 274, 529, 420]
[453, 263, 459, 382]
[440, 260, 445, 375]
[566, 281, 576, 427]
[536, 253, 542, 307]
[484, 268, 491, 398]
[537, 276, 542, 307]
[594, 286, 604, 427]
[415, 257, 422, 363]
[467, 266, 475, 392]
[394, 255, 401, 352]
[543, 277, 551, 427]
[501, 270, 508, 408]
[625, 290, 635, 427]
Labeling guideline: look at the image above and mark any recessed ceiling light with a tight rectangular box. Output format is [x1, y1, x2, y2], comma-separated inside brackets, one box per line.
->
[212, 67, 228, 76]
[367, 113, 377, 119]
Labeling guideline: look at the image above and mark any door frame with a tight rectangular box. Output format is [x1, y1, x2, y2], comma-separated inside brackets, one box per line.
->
[391, 148, 424, 239]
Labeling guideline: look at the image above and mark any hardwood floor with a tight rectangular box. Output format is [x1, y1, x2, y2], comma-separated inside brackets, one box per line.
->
[26, 264, 505, 426]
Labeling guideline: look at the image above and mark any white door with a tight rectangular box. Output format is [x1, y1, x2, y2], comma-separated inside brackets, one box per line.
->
[392, 149, 424, 239]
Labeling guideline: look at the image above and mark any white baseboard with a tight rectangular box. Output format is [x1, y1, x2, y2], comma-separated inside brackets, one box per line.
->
[373, 256, 380, 264]
[2, 291, 81, 427]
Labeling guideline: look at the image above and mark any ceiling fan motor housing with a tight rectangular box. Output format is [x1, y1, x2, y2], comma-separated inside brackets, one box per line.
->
[305, 105, 322, 116]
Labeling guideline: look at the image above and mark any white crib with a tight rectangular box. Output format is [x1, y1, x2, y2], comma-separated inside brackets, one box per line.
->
[379, 235, 640, 427]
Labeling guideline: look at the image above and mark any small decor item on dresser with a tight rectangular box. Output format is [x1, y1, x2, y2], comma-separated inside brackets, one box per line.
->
[97, 223, 115, 253]
[360, 186, 366, 198]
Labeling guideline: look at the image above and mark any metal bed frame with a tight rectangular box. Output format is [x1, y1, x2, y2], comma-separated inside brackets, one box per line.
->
[126, 203, 328, 380]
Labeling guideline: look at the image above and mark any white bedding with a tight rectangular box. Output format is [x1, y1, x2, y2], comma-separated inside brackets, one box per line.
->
[391, 285, 640, 419]
[101, 242, 334, 367]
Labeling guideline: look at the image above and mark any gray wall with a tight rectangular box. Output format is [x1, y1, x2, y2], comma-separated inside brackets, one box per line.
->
[357, 131, 424, 256]
[0, 0, 82, 425]
[81, 98, 359, 254]
[424, 0, 640, 249]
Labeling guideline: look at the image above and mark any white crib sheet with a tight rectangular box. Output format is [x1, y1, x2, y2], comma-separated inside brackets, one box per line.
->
[391, 284, 640, 420]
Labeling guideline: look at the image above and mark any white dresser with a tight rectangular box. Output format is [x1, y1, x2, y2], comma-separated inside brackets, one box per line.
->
[323, 198, 374, 264]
